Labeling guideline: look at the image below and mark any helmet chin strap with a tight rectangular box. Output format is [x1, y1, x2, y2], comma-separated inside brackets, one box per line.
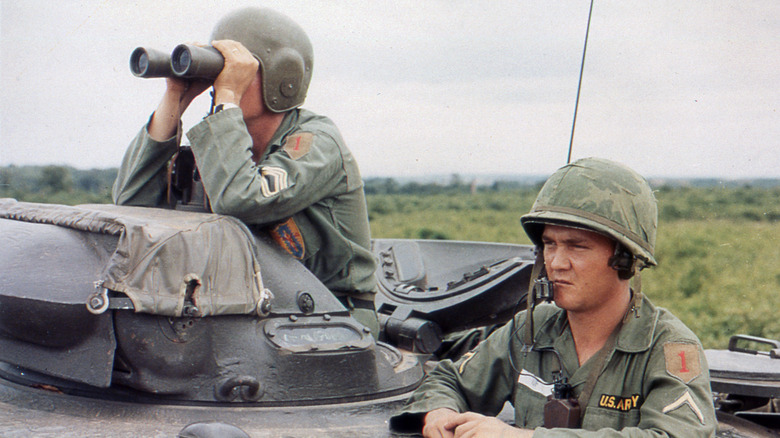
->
[521, 243, 643, 352]
[631, 271, 643, 297]
[521, 249, 547, 353]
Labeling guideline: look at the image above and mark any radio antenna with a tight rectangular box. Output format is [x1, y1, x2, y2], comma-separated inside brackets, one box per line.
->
[567, 0, 595, 164]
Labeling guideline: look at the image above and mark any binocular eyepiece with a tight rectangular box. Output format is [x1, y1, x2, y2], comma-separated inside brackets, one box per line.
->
[130, 45, 224, 79]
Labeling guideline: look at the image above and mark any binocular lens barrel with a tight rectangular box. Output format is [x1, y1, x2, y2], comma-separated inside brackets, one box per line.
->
[171, 44, 224, 79]
[129, 47, 174, 78]
[130, 45, 224, 80]
[171, 46, 192, 75]
[132, 51, 148, 74]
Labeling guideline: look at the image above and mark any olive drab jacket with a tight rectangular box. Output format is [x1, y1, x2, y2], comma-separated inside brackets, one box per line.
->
[113, 107, 377, 297]
[390, 296, 716, 437]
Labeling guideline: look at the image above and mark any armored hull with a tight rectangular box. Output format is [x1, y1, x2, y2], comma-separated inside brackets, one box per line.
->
[0, 201, 777, 437]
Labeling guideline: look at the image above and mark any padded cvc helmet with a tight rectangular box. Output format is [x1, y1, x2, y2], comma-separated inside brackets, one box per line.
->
[211, 7, 314, 113]
[521, 157, 658, 272]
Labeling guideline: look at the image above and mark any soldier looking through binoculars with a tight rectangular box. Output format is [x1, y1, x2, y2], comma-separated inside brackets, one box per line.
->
[113, 6, 380, 337]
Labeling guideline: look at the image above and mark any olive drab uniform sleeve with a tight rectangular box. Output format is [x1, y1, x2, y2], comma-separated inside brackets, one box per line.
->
[113, 108, 377, 295]
[185, 108, 376, 294]
[390, 297, 717, 437]
[185, 108, 350, 224]
[112, 122, 178, 207]
[389, 315, 521, 433]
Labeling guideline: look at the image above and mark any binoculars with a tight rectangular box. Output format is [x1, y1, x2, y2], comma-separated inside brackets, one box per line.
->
[130, 45, 224, 79]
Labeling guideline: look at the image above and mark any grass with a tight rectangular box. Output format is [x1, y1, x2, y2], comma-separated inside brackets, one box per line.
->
[368, 191, 780, 350]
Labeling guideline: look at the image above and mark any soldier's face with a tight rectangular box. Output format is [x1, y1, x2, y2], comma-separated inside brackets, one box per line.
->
[541, 224, 622, 314]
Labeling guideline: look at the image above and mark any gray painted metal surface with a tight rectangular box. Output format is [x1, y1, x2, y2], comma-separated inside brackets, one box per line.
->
[0, 204, 778, 437]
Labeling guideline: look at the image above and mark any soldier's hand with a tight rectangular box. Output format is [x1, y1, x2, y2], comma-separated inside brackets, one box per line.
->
[445, 412, 532, 438]
[147, 41, 213, 142]
[422, 408, 459, 438]
[148, 74, 211, 141]
[164, 76, 212, 108]
[211, 39, 259, 105]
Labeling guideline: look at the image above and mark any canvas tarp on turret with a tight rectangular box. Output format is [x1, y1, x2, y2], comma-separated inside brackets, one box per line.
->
[0, 199, 264, 317]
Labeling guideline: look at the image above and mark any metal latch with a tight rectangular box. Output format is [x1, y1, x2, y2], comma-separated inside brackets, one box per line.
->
[86, 281, 134, 314]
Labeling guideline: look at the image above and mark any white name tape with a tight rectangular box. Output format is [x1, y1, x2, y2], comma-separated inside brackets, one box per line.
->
[517, 370, 554, 397]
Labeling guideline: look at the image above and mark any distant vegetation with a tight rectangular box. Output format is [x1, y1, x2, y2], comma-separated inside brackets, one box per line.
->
[0, 165, 115, 205]
[366, 181, 780, 350]
[2, 165, 779, 349]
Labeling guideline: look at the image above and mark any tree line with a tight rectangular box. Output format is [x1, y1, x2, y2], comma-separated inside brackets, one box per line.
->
[0, 165, 117, 205]
[2, 165, 779, 224]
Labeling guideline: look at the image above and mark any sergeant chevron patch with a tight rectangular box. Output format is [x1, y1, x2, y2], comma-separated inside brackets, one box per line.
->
[259, 167, 289, 197]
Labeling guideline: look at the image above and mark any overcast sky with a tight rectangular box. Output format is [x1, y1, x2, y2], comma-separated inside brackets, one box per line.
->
[1, 1, 778, 180]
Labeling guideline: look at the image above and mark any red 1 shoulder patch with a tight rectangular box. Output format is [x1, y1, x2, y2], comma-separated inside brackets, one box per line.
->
[283, 132, 314, 160]
[663, 342, 701, 384]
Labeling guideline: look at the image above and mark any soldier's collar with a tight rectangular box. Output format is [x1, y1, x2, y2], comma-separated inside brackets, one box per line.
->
[615, 294, 659, 353]
[263, 109, 301, 161]
[529, 305, 569, 349]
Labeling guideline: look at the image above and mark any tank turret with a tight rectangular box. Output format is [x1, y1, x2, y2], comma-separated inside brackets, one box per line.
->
[0, 200, 425, 405]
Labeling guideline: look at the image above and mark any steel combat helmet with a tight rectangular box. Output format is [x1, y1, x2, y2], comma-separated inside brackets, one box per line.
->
[211, 7, 314, 113]
[521, 157, 658, 271]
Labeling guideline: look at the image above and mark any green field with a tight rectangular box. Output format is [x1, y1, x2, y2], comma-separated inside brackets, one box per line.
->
[368, 188, 780, 350]
[3, 166, 779, 349]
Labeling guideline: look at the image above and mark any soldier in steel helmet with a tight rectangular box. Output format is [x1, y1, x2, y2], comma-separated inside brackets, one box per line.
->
[390, 158, 715, 437]
[112, 7, 378, 336]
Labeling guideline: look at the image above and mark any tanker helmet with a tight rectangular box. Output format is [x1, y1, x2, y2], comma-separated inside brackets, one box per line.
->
[211, 7, 314, 113]
[521, 157, 658, 269]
